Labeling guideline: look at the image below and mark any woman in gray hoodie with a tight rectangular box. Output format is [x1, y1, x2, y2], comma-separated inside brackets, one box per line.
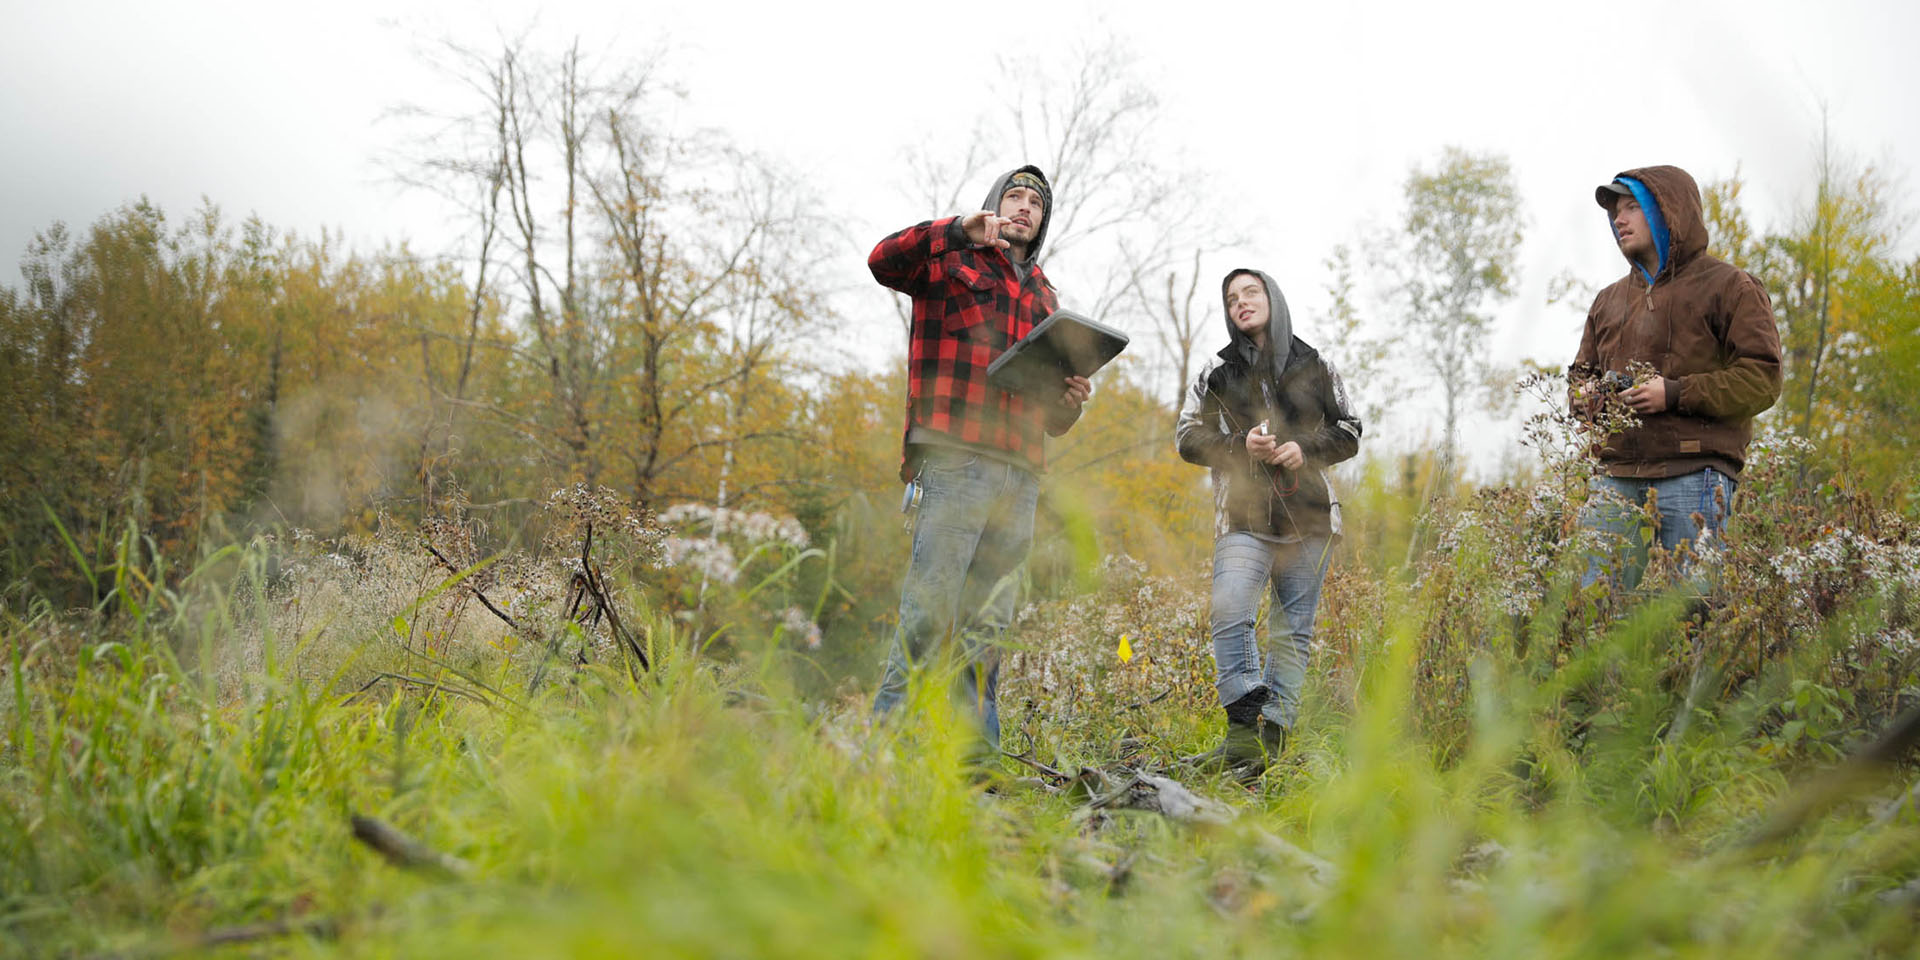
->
[1174, 268, 1363, 779]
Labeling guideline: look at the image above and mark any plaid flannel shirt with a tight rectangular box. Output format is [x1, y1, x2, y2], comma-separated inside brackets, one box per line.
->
[870, 217, 1078, 481]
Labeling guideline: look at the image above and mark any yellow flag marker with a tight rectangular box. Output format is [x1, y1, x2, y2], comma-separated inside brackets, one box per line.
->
[1117, 634, 1133, 664]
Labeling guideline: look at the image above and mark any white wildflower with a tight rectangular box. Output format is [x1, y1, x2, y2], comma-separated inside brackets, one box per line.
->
[780, 606, 823, 649]
[663, 536, 740, 585]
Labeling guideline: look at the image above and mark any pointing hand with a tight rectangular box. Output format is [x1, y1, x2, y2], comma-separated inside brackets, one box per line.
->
[961, 211, 1012, 250]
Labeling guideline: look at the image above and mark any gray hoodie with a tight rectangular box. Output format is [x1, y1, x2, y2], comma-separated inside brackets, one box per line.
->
[979, 164, 1054, 270]
[1223, 268, 1293, 402]
[1175, 269, 1362, 539]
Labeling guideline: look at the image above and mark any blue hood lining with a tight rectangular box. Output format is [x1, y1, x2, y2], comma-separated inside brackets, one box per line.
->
[1616, 176, 1671, 283]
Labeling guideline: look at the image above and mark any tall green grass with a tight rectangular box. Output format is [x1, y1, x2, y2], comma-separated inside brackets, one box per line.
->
[4, 464, 1920, 957]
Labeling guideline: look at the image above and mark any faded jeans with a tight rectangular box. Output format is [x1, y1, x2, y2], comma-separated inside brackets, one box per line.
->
[871, 448, 1039, 750]
[1578, 467, 1738, 592]
[1209, 532, 1335, 731]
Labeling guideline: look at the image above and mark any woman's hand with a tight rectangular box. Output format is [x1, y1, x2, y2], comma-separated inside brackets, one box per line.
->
[1270, 440, 1304, 470]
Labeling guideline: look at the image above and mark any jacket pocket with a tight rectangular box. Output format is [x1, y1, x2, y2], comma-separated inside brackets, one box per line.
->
[943, 263, 1001, 341]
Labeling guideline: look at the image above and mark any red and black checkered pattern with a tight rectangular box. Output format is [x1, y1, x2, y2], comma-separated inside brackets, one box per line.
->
[870, 217, 1073, 481]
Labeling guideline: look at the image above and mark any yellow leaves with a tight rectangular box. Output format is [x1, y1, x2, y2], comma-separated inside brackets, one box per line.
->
[1116, 634, 1133, 664]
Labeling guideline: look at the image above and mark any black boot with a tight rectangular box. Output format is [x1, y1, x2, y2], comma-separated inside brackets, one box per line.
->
[1183, 689, 1270, 778]
[1257, 717, 1286, 764]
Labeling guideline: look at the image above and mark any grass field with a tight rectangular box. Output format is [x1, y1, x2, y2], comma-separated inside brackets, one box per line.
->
[5, 438, 1920, 958]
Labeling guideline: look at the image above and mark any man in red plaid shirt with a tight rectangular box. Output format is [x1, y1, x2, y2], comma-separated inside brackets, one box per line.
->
[868, 165, 1092, 770]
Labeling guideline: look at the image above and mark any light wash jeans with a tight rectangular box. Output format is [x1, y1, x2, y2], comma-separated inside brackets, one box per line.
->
[1209, 532, 1335, 731]
[1578, 467, 1737, 591]
[871, 448, 1039, 750]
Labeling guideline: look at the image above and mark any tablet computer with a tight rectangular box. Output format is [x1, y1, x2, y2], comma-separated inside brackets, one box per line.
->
[985, 308, 1129, 398]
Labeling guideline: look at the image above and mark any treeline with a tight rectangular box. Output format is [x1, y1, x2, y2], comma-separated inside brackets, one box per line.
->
[3, 37, 1916, 619]
[1699, 144, 1920, 485]
[0, 41, 1220, 616]
[0, 203, 1204, 612]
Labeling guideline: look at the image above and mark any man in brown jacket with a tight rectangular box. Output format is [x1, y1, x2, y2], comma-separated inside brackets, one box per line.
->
[1572, 165, 1783, 590]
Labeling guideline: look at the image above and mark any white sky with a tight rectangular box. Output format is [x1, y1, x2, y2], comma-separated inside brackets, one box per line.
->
[5, 0, 1916, 475]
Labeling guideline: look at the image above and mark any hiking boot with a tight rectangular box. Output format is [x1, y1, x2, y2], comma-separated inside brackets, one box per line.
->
[1258, 719, 1287, 765]
[1184, 719, 1266, 774]
[964, 746, 1004, 787]
[1182, 689, 1271, 779]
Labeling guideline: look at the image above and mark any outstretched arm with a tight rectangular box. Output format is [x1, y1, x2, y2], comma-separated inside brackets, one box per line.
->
[868, 217, 968, 296]
[868, 212, 1016, 296]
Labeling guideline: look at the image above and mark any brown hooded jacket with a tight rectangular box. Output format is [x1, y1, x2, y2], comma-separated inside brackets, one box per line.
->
[1574, 165, 1783, 480]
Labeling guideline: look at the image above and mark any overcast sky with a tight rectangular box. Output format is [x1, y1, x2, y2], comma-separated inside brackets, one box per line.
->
[5, 0, 1915, 472]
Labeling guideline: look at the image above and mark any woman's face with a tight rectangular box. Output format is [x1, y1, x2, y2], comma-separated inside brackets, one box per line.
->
[1226, 274, 1269, 338]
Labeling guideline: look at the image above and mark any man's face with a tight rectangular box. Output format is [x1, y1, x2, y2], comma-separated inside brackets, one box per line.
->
[997, 186, 1044, 245]
[1226, 273, 1269, 337]
[1612, 195, 1656, 266]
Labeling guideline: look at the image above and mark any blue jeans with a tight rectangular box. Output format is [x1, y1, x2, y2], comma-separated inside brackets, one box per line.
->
[871, 448, 1039, 750]
[1578, 467, 1737, 591]
[1209, 532, 1335, 731]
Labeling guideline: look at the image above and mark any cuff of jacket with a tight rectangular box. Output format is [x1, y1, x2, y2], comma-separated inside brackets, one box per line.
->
[1663, 377, 1683, 414]
[1226, 430, 1252, 465]
[939, 217, 966, 255]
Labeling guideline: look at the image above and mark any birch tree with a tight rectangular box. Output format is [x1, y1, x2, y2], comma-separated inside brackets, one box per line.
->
[1383, 147, 1523, 485]
[412, 37, 833, 509]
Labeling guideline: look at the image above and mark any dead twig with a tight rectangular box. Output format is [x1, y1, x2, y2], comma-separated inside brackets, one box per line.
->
[577, 522, 649, 676]
[1002, 749, 1071, 785]
[199, 915, 342, 947]
[1251, 828, 1340, 885]
[529, 521, 652, 692]
[1125, 687, 1175, 710]
[78, 914, 348, 960]
[422, 541, 524, 635]
[587, 559, 649, 676]
[564, 571, 590, 623]
[526, 623, 572, 695]
[350, 813, 473, 879]
[346, 672, 499, 709]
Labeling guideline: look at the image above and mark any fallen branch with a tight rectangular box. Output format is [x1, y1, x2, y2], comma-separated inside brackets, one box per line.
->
[79, 915, 346, 960]
[1071, 767, 1237, 826]
[350, 813, 472, 879]
[1001, 749, 1071, 785]
[199, 915, 342, 948]
[1251, 828, 1339, 885]
[1740, 700, 1920, 850]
